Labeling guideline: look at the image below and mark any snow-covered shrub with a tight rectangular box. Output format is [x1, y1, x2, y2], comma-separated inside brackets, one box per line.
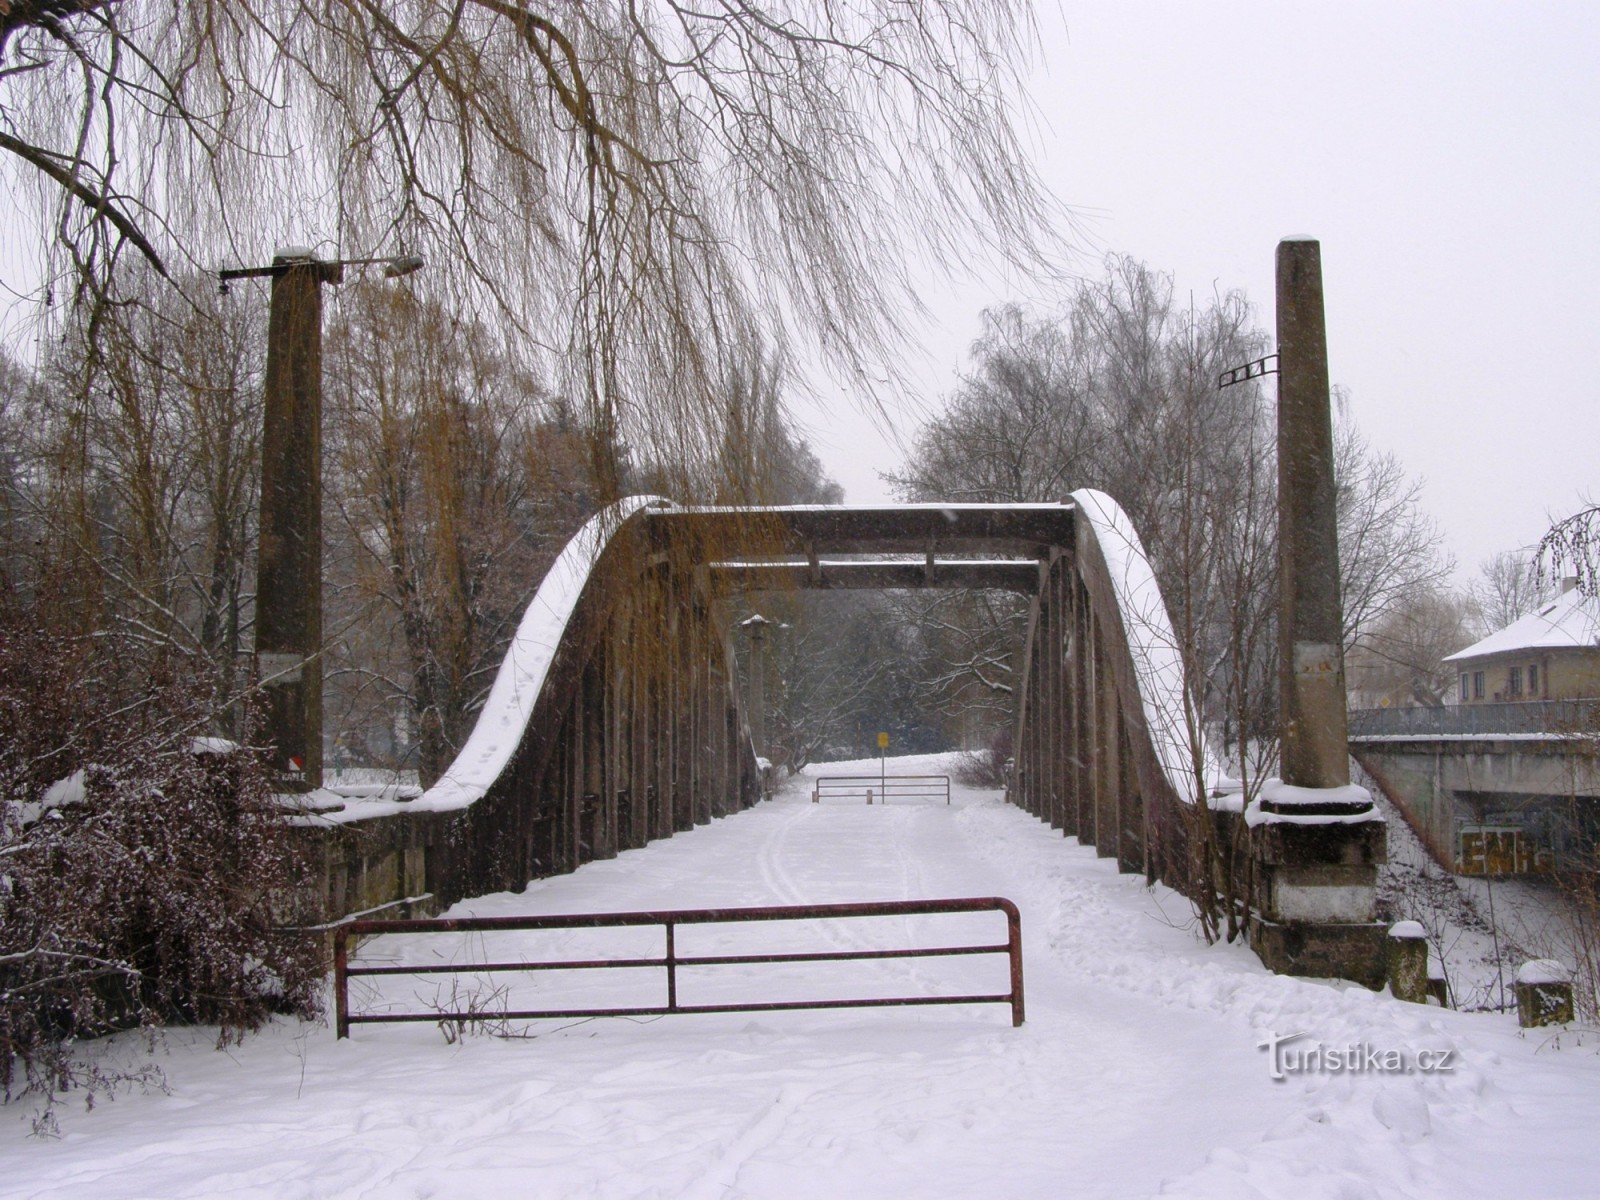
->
[0, 608, 321, 1109]
[952, 728, 1011, 789]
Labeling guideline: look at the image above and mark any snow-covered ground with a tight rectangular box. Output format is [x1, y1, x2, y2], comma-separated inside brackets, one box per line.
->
[1361, 761, 1586, 1019]
[7, 753, 1600, 1199]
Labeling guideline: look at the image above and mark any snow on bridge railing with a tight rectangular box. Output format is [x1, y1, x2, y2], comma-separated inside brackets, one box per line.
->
[406, 495, 667, 816]
[388, 491, 1222, 823]
[1070, 489, 1229, 805]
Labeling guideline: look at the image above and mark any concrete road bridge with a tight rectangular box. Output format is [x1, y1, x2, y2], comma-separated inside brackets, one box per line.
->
[1351, 701, 1600, 873]
[301, 489, 1384, 984]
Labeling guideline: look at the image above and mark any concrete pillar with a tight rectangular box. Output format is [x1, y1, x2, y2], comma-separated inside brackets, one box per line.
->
[1047, 560, 1065, 831]
[255, 253, 340, 791]
[692, 601, 712, 825]
[1039, 568, 1055, 826]
[1061, 564, 1079, 838]
[1275, 237, 1351, 788]
[1249, 237, 1387, 988]
[1013, 594, 1038, 817]
[626, 602, 647, 849]
[1028, 621, 1043, 818]
[1117, 722, 1144, 875]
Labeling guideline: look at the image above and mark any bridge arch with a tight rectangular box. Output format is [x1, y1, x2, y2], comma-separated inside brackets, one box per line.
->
[341, 492, 1224, 911]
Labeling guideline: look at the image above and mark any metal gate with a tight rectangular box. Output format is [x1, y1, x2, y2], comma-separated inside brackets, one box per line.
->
[334, 896, 1024, 1037]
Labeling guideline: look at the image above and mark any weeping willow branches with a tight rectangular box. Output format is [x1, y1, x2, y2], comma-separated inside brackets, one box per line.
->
[2, 1, 1064, 495]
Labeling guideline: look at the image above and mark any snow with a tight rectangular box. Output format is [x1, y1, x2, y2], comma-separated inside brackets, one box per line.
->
[1257, 782, 1374, 809]
[404, 497, 663, 817]
[1389, 921, 1427, 941]
[714, 557, 1040, 568]
[667, 502, 1073, 514]
[326, 782, 422, 803]
[1361, 761, 1571, 1014]
[1247, 781, 1379, 827]
[40, 769, 85, 810]
[10, 752, 1600, 1199]
[17, 769, 86, 826]
[1441, 585, 1600, 661]
[1514, 959, 1571, 987]
[1070, 489, 1228, 803]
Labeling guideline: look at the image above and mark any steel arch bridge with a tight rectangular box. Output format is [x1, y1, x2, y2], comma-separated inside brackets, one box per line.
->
[297, 239, 1392, 984]
[310, 490, 1231, 917]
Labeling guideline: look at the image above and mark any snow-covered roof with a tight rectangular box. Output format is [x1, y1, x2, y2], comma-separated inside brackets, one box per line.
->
[1442, 586, 1600, 662]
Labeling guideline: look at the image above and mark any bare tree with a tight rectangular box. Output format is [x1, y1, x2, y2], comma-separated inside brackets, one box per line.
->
[1333, 413, 1453, 651]
[1347, 585, 1477, 707]
[1470, 549, 1551, 635]
[890, 255, 1456, 943]
[1, 280, 265, 701]
[890, 260, 1282, 771]
[2, 0, 1064, 498]
[890, 304, 1100, 504]
[901, 589, 1025, 728]
[322, 283, 583, 783]
[756, 592, 934, 773]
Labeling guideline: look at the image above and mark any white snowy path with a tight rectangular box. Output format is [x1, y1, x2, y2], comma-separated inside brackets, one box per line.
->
[7, 754, 1600, 1199]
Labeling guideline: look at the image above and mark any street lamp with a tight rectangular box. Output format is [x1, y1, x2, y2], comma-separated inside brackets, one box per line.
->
[219, 247, 424, 790]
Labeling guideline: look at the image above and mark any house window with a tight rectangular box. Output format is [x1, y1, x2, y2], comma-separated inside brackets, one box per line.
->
[1529, 663, 1539, 695]
[1459, 673, 1470, 703]
[1508, 666, 1523, 698]
[1473, 671, 1485, 699]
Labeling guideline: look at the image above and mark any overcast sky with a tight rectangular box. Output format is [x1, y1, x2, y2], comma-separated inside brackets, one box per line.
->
[797, 1, 1599, 584]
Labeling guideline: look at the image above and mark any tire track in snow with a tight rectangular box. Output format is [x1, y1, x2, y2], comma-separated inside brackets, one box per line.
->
[672, 1083, 815, 1200]
[754, 797, 807, 907]
[763, 792, 992, 1001]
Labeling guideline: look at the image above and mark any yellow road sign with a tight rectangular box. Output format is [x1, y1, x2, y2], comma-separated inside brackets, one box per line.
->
[877, 731, 890, 750]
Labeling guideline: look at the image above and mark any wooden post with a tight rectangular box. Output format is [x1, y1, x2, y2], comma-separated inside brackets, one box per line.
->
[333, 925, 350, 1039]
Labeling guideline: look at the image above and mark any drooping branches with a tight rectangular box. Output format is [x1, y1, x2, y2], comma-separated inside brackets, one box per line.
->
[2, 1, 1064, 496]
[1537, 504, 1600, 596]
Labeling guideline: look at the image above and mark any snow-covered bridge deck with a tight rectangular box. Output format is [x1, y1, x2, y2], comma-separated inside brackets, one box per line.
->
[9, 755, 1597, 1199]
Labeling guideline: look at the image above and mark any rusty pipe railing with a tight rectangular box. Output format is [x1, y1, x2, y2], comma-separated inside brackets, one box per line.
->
[811, 775, 952, 805]
[334, 897, 1024, 1037]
